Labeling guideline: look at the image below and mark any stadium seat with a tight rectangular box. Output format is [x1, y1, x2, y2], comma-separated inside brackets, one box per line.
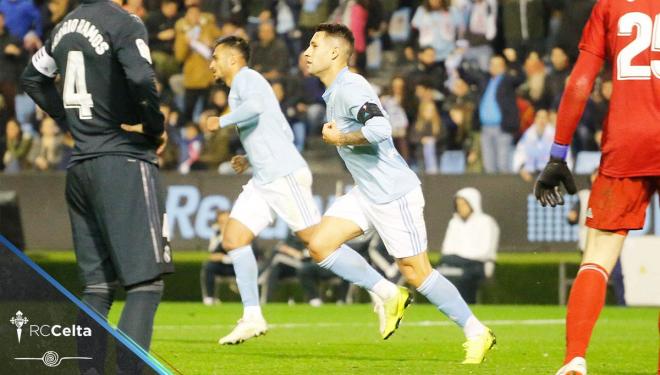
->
[574, 151, 601, 174]
[439, 150, 467, 175]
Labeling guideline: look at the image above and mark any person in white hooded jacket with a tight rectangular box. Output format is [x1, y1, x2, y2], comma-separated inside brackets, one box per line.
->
[438, 187, 499, 304]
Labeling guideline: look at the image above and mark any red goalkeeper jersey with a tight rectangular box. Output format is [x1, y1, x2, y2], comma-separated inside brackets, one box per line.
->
[579, 0, 660, 177]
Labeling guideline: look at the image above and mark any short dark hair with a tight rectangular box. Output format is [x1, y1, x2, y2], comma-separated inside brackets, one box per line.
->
[214, 35, 250, 62]
[315, 23, 354, 52]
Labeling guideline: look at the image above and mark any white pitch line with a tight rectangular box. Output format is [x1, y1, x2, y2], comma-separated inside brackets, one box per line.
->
[154, 318, 564, 330]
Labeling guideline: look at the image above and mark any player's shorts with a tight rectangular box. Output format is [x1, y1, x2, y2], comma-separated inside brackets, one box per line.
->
[66, 155, 174, 287]
[324, 185, 427, 259]
[586, 174, 660, 232]
[230, 167, 321, 235]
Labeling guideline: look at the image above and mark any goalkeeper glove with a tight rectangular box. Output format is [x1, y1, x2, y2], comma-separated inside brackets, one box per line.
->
[534, 143, 577, 207]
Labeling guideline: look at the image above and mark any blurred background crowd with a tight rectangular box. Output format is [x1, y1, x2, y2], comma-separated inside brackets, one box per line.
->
[0, 0, 606, 179]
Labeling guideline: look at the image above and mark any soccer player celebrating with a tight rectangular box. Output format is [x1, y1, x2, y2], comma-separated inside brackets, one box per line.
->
[206, 36, 403, 345]
[20, 0, 172, 371]
[303, 23, 495, 364]
[534, 1, 660, 374]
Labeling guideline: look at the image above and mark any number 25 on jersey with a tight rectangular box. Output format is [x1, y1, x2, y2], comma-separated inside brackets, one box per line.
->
[63, 51, 94, 120]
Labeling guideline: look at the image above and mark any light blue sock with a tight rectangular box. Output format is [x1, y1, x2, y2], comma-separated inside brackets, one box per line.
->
[417, 270, 473, 327]
[318, 244, 385, 292]
[228, 245, 260, 308]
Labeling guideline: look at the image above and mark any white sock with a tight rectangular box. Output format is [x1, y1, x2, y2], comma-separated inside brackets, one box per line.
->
[463, 315, 487, 339]
[243, 305, 263, 321]
[371, 279, 399, 300]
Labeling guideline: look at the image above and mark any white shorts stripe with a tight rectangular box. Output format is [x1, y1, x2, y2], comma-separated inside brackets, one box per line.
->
[402, 197, 423, 255]
[139, 162, 161, 263]
[286, 174, 312, 227]
[397, 198, 419, 255]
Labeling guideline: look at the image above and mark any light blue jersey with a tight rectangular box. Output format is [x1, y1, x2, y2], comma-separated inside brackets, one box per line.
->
[220, 67, 307, 184]
[322, 68, 420, 204]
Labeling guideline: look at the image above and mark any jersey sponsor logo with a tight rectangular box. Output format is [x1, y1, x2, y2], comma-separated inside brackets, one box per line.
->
[135, 39, 152, 64]
[52, 19, 110, 56]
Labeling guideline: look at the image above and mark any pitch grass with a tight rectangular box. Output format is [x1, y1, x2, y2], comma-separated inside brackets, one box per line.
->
[108, 303, 657, 375]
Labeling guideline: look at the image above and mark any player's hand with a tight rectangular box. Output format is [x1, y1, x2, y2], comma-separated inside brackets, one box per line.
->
[534, 157, 577, 207]
[231, 155, 249, 174]
[206, 116, 220, 131]
[322, 121, 342, 145]
[121, 123, 168, 155]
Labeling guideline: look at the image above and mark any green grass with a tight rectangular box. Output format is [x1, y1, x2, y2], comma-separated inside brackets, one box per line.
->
[108, 303, 657, 375]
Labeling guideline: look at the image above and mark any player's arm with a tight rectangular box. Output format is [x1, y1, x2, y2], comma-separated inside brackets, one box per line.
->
[214, 74, 264, 129]
[534, 50, 604, 207]
[20, 45, 69, 132]
[323, 83, 391, 146]
[116, 15, 164, 138]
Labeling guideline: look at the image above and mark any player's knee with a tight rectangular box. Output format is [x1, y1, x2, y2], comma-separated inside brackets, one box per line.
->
[222, 235, 249, 251]
[126, 278, 164, 296]
[83, 280, 119, 296]
[307, 237, 333, 262]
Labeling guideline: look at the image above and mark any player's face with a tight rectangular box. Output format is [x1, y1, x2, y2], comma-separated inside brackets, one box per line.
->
[209, 46, 229, 83]
[304, 32, 335, 76]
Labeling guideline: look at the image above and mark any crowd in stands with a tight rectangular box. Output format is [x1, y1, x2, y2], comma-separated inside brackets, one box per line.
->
[0, 0, 606, 178]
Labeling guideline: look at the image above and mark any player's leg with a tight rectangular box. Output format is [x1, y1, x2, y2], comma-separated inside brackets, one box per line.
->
[557, 175, 654, 375]
[308, 189, 408, 338]
[66, 163, 118, 374]
[89, 157, 173, 362]
[219, 181, 274, 344]
[367, 186, 493, 361]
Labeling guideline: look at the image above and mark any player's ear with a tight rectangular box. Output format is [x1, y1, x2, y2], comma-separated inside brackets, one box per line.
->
[331, 46, 338, 61]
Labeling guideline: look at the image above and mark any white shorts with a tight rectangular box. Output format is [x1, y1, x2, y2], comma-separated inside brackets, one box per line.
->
[230, 167, 321, 235]
[324, 186, 428, 259]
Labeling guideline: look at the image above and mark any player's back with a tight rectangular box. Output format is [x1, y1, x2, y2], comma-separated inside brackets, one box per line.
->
[581, 0, 660, 176]
[46, 0, 158, 164]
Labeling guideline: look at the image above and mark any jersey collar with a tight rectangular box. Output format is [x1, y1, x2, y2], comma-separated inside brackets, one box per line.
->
[322, 67, 349, 103]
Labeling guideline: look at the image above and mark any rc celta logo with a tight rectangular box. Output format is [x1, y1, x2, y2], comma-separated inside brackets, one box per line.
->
[9, 310, 92, 343]
[10, 311, 29, 343]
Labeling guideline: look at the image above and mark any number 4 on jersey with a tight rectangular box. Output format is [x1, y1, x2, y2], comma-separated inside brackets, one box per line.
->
[63, 51, 94, 119]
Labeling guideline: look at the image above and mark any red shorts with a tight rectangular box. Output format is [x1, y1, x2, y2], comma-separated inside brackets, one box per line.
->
[586, 174, 660, 232]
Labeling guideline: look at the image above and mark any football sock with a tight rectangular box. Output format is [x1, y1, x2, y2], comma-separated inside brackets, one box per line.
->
[318, 244, 396, 299]
[228, 245, 262, 318]
[118, 279, 164, 350]
[564, 263, 609, 364]
[417, 270, 476, 334]
[78, 282, 117, 375]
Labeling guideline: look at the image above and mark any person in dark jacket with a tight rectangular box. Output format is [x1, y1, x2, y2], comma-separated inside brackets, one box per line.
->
[461, 52, 524, 173]
[0, 11, 25, 121]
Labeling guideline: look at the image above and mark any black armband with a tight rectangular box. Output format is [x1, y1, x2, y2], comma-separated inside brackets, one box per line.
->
[357, 102, 384, 124]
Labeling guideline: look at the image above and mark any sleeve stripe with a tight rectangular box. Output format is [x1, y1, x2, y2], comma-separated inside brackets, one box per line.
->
[31, 47, 58, 78]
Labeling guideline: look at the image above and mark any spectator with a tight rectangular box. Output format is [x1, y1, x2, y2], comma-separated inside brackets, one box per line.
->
[460, 0, 497, 72]
[42, 0, 74, 39]
[0, 11, 25, 121]
[201, 0, 243, 25]
[519, 51, 550, 110]
[588, 78, 611, 151]
[462, 53, 524, 174]
[28, 116, 64, 171]
[198, 109, 232, 169]
[244, 0, 274, 40]
[409, 0, 460, 63]
[513, 108, 555, 182]
[555, 0, 596, 62]
[501, 0, 547, 57]
[444, 77, 480, 171]
[380, 75, 410, 161]
[145, 0, 181, 84]
[406, 46, 447, 95]
[272, 79, 306, 151]
[174, 4, 221, 125]
[411, 95, 442, 174]
[176, 122, 203, 174]
[544, 46, 571, 110]
[438, 187, 499, 304]
[0, 0, 42, 51]
[201, 210, 235, 306]
[251, 21, 290, 80]
[298, 0, 334, 49]
[123, 0, 146, 19]
[3, 118, 31, 173]
[274, 0, 301, 66]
